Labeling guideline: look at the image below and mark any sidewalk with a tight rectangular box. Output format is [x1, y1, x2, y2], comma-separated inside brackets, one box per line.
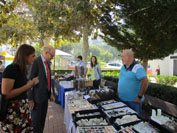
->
[44, 102, 66, 133]
[0, 102, 66, 133]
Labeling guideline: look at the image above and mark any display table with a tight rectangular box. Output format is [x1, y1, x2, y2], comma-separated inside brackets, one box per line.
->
[58, 81, 74, 108]
[64, 91, 97, 133]
[64, 92, 76, 133]
[63, 90, 176, 133]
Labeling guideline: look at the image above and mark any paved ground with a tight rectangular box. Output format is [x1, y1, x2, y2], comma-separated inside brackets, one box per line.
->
[44, 102, 66, 133]
[0, 102, 66, 133]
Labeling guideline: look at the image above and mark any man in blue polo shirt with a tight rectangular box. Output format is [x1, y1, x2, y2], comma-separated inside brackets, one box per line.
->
[118, 49, 148, 115]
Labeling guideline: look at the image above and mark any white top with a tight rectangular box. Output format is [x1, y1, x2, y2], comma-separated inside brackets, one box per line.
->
[75, 61, 86, 68]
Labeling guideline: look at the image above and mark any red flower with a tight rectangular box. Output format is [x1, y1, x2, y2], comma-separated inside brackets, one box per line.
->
[13, 102, 20, 109]
[28, 119, 32, 125]
[2, 119, 7, 123]
[14, 128, 21, 132]
[22, 113, 27, 118]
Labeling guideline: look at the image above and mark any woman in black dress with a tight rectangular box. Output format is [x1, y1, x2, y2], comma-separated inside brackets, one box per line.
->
[0, 44, 39, 132]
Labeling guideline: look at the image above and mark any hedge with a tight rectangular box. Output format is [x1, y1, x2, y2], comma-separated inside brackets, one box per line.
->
[155, 75, 177, 86]
[102, 76, 177, 105]
[146, 83, 177, 105]
[52, 69, 120, 75]
[102, 75, 119, 83]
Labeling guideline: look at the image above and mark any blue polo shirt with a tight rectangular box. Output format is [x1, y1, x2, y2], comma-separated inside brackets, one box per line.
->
[118, 62, 147, 102]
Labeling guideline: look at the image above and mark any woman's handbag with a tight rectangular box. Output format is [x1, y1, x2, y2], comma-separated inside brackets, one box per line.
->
[0, 94, 9, 121]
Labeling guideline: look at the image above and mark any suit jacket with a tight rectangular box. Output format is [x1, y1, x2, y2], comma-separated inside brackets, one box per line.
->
[28, 56, 51, 103]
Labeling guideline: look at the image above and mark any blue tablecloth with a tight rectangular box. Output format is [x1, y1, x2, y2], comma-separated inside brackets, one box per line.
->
[58, 81, 74, 108]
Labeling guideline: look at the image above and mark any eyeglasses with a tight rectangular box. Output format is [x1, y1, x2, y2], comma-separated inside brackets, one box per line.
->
[47, 52, 55, 58]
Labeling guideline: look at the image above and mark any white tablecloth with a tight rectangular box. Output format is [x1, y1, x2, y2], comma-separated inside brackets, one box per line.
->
[60, 81, 73, 89]
[64, 92, 77, 133]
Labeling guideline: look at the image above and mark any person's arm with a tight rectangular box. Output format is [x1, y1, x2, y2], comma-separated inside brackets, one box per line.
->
[28, 59, 39, 109]
[98, 65, 102, 79]
[28, 60, 39, 101]
[84, 67, 88, 77]
[1, 78, 34, 99]
[135, 77, 149, 103]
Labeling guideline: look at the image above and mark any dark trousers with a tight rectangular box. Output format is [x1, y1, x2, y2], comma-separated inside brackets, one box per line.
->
[31, 100, 48, 133]
[93, 79, 101, 89]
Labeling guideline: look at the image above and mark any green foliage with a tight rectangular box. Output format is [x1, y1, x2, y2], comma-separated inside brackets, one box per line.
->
[32, 43, 42, 57]
[147, 74, 152, 82]
[0, 0, 18, 27]
[100, 0, 177, 69]
[0, 1, 35, 45]
[102, 71, 119, 77]
[155, 75, 177, 86]
[89, 44, 114, 62]
[146, 83, 177, 105]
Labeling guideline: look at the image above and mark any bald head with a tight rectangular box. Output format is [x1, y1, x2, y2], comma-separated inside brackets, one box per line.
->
[121, 49, 134, 67]
[123, 49, 134, 58]
[43, 45, 55, 53]
[42, 45, 55, 61]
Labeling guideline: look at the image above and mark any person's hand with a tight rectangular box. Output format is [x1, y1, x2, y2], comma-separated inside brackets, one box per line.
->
[135, 97, 141, 104]
[32, 76, 39, 86]
[26, 80, 34, 89]
[50, 94, 55, 102]
[29, 100, 35, 110]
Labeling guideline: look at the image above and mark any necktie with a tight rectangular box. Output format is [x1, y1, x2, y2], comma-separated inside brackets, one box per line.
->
[44, 61, 50, 92]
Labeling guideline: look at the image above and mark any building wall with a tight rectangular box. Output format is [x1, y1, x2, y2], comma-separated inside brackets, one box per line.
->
[149, 53, 177, 76]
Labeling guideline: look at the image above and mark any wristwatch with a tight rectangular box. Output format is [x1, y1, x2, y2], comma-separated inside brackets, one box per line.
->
[138, 95, 142, 99]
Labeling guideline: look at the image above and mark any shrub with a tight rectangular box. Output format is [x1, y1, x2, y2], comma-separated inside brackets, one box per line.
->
[102, 71, 120, 77]
[102, 75, 114, 81]
[155, 75, 177, 86]
[146, 83, 177, 105]
[102, 69, 120, 73]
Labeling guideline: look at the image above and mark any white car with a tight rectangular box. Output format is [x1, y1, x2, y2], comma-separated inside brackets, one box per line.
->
[104, 63, 122, 69]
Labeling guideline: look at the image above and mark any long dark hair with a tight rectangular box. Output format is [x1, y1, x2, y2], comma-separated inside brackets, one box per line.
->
[90, 56, 98, 68]
[13, 44, 35, 77]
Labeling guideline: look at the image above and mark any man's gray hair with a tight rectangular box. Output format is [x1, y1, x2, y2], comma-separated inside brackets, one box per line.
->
[123, 49, 134, 57]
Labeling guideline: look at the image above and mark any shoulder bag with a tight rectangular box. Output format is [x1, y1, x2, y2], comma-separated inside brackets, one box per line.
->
[0, 94, 9, 121]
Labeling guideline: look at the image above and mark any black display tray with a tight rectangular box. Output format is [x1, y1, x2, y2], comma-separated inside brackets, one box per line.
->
[77, 125, 118, 132]
[73, 115, 111, 127]
[117, 127, 137, 133]
[131, 121, 161, 133]
[96, 99, 118, 107]
[101, 101, 127, 111]
[149, 112, 177, 133]
[110, 114, 143, 130]
[73, 109, 102, 119]
[148, 120, 171, 133]
[103, 106, 137, 118]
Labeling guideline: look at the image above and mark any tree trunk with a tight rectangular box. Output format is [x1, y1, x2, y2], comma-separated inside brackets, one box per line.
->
[23, 36, 27, 44]
[82, 22, 89, 64]
[43, 35, 52, 46]
[142, 58, 148, 72]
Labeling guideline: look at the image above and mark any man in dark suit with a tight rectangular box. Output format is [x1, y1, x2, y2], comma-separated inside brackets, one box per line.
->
[28, 45, 55, 133]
